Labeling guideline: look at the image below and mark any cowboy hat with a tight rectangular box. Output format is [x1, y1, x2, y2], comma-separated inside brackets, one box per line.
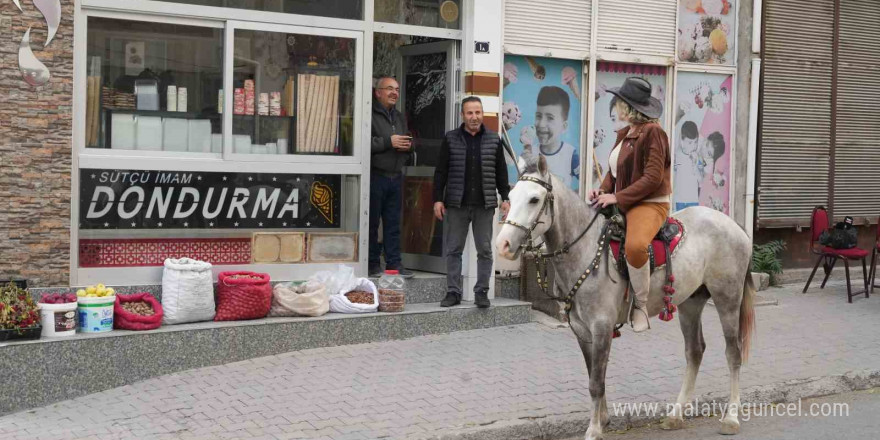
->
[607, 77, 663, 120]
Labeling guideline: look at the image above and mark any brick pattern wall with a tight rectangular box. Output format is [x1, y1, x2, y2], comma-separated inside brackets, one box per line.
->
[0, 1, 74, 286]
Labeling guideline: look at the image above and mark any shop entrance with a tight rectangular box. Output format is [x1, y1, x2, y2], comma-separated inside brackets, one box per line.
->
[372, 35, 459, 273]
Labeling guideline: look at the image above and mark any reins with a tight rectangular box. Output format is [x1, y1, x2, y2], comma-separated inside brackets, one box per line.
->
[501, 175, 614, 315]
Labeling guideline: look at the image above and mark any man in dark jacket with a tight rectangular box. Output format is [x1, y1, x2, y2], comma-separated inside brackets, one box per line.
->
[433, 97, 510, 308]
[370, 76, 414, 278]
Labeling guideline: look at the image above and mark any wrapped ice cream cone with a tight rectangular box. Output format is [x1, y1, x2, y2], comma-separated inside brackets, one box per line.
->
[503, 62, 518, 88]
[520, 125, 537, 149]
[524, 57, 545, 80]
[561, 67, 580, 101]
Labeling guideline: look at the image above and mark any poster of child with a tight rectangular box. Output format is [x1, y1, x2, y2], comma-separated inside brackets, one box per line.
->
[592, 62, 666, 187]
[502, 56, 582, 192]
[673, 72, 733, 214]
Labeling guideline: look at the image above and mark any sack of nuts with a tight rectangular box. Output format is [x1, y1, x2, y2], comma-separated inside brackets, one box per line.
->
[215, 271, 273, 321]
[329, 278, 379, 314]
[269, 281, 329, 317]
[114, 292, 164, 330]
[378, 289, 405, 313]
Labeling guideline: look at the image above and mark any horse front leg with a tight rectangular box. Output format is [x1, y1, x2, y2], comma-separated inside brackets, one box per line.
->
[573, 322, 602, 425]
[584, 323, 613, 440]
[574, 329, 593, 373]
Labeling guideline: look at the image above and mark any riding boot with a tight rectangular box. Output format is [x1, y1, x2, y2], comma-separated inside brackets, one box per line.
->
[627, 262, 651, 333]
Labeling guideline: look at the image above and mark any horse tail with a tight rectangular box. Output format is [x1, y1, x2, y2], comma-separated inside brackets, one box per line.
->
[739, 271, 757, 363]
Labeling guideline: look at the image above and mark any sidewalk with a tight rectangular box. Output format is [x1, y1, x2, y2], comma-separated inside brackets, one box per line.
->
[2, 281, 879, 440]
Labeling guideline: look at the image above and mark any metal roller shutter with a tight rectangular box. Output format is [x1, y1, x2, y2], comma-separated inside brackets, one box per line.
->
[596, 0, 676, 56]
[833, 0, 880, 220]
[758, 0, 834, 226]
[503, 0, 592, 53]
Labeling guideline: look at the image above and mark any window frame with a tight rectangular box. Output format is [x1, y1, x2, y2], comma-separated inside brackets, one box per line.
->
[72, 5, 372, 285]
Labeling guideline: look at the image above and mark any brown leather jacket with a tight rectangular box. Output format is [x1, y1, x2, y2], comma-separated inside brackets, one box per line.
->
[599, 122, 672, 213]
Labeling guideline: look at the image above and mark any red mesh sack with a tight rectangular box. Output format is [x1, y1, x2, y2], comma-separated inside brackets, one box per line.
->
[114, 293, 163, 331]
[215, 271, 272, 321]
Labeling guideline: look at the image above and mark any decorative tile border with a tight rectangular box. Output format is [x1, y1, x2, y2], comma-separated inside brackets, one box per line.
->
[464, 71, 501, 96]
[483, 112, 499, 131]
[79, 238, 251, 268]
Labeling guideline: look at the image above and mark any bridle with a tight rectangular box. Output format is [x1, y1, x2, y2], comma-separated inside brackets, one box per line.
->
[501, 174, 613, 315]
[500, 175, 555, 253]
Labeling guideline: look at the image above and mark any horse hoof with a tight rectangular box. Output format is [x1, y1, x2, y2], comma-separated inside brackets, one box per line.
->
[661, 416, 684, 430]
[718, 419, 740, 435]
[584, 427, 604, 440]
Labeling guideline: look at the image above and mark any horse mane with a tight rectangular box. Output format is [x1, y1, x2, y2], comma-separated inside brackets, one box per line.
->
[521, 151, 540, 175]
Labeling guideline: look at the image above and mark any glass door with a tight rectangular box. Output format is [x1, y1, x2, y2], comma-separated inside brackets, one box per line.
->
[398, 40, 457, 273]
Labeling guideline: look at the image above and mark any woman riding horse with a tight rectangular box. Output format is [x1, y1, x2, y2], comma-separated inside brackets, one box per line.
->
[589, 77, 671, 333]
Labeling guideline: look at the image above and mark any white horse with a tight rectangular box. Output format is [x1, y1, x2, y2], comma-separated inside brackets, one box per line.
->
[496, 155, 755, 440]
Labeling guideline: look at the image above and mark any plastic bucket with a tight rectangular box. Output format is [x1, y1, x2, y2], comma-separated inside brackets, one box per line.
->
[78, 296, 116, 333]
[38, 302, 78, 337]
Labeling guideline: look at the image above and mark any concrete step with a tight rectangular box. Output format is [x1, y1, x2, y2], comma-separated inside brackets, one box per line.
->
[0, 297, 530, 416]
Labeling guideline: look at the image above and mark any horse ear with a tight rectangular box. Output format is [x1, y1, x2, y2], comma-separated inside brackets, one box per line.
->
[538, 154, 549, 177]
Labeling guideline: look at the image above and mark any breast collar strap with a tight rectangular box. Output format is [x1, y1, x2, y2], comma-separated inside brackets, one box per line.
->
[501, 175, 607, 316]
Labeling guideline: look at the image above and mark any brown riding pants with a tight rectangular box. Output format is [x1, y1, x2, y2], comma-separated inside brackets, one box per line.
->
[624, 202, 670, 269]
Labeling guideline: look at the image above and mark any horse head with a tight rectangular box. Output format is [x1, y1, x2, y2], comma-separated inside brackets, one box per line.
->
[497, 153, 556, 260]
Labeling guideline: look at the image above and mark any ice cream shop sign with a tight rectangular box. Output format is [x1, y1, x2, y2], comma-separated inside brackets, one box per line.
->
[79, 169, 341, 229]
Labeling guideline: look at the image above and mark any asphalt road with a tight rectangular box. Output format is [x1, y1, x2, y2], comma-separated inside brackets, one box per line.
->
[564, 388, 880, 440]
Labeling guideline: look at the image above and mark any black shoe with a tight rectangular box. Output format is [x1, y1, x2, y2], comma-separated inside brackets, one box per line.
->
[474, 291, 491, 308]
[386, 266, 415, 279]
[440, 292, 461, 307]
[368, 265, 383, 278]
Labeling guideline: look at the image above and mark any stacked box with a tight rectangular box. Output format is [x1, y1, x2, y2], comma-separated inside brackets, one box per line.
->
[244, 79, 255, 115]
[233, 88, 245, 115]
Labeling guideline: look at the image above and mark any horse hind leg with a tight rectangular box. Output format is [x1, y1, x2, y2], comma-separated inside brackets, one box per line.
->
[662, 287, 710, 431]
[710, 281, 746, 435]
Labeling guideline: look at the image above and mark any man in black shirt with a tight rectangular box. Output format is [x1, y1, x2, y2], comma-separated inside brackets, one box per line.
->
[433, 97, 510, 308]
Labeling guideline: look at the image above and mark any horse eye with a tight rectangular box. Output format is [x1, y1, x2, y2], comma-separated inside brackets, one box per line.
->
[529, 197, 539, 204]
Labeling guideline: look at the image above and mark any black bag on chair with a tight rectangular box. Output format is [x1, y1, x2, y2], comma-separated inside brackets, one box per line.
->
[819, 216, 858, 249]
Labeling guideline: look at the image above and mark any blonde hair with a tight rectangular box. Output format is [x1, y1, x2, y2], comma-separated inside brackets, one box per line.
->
[614, 99, 659, 125]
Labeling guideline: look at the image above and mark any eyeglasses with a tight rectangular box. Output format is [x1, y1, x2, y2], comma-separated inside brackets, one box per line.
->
[377, 86, 400, 93]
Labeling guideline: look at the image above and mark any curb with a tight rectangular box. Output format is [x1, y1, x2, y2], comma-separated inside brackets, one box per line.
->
[414, 369, 880, 440]
[776, 267, 857, 286]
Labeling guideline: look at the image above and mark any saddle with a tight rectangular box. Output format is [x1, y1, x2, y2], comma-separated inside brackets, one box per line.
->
[608, 217, 685, 277]
[601, 207, 685, 330]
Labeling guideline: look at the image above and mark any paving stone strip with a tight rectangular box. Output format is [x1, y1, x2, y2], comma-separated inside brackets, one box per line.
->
[1, 281, 878, 440]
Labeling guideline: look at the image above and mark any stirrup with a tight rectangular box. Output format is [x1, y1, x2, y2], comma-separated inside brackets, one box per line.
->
[628, 303, 651, 331]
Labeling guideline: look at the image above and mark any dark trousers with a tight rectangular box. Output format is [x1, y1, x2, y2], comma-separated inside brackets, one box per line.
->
[369, 173, 403, 269]
[443, 205, 494, 297]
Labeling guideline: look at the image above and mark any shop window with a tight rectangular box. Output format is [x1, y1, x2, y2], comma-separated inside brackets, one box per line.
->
[375, 0, 461, 30]
[85, 17, 224, 152]
[154, 0, 363, 21]
[502, 55, 584, 193]
[592, 62, 667, 187]
[673, 72, 733, 215]
[677, 0, 736, 65]
[231, 30, 356, 156]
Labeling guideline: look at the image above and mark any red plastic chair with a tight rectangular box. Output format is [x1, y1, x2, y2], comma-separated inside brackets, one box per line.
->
[870, 217, 880, 294]
[802, 206, 870, 302]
